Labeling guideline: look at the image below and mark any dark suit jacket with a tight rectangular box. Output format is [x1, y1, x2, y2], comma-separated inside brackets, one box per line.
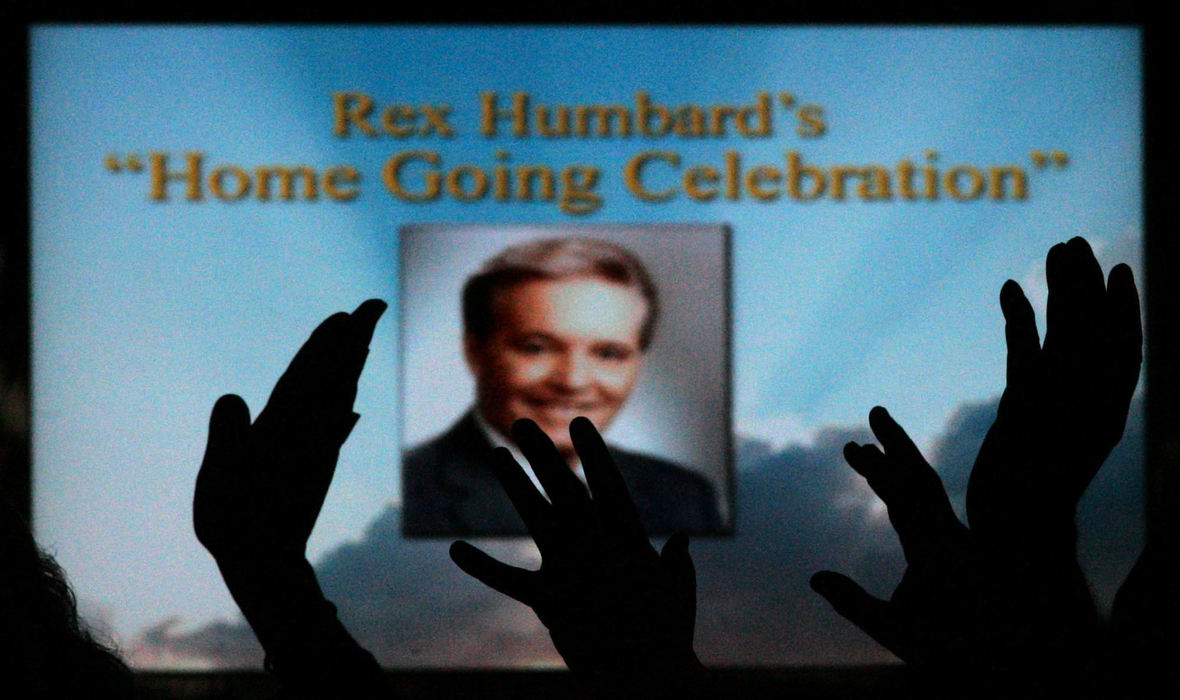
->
[402, 411, 722, 536]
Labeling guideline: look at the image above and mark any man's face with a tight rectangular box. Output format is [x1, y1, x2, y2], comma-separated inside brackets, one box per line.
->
[466, 277, 648, 457]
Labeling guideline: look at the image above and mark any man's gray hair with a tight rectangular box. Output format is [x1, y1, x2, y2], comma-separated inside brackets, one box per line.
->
[462, 237, 659, 350]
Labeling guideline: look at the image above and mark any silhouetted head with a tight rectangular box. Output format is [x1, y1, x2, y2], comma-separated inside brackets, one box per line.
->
[1, 497, 133, 699]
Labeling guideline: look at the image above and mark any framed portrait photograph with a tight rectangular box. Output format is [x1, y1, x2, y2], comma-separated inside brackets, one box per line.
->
[399, 224, 733, 536]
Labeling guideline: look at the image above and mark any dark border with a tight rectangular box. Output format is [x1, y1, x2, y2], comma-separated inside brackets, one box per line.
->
[2, 7, 31, 523]
[10, 10, 1173, 697]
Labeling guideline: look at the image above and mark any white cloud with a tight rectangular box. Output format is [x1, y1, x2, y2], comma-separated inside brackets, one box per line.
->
[736, 411, 819, 451]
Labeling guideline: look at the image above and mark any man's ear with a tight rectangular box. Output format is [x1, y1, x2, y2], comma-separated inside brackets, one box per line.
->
[463, 332, 482, 374]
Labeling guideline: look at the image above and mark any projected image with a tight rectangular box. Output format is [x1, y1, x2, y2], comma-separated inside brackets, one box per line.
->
[400, 226, 732, 536]
[28, 26, 1144, 671]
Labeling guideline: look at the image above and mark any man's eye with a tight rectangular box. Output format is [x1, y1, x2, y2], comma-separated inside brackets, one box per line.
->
[595, 345, 633, 361]
[514, 340, 548, 354]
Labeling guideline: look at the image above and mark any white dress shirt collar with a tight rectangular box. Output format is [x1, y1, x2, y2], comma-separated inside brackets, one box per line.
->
[473, 411, 587, 500]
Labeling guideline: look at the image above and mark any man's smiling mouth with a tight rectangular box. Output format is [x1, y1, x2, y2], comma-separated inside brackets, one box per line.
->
[523, 398, 603, 414]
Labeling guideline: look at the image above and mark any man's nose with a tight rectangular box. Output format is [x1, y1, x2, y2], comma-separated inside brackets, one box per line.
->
[550, 351, 592, 391]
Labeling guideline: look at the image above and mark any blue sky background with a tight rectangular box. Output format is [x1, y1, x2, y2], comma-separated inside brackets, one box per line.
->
[29, 26, 1142, 668]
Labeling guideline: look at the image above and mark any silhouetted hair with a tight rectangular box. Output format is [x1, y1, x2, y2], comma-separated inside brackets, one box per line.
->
[1, 497, 133, 699]
[462, 237, 659, 351]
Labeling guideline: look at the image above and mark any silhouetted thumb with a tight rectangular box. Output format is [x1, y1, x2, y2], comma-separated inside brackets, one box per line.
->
[810, 570, 897, 650]
[203, 394, 252, 468]
[194, 395, 252, 551]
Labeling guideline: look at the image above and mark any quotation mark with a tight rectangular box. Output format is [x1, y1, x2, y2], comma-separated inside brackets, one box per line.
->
[1030, 150, 1069, 169]
[105, 153, 144, 173]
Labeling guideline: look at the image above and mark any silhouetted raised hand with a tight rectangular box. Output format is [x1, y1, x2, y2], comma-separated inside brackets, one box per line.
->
[194, 299, 384, 564]
[811, 408, 977, 668]
[970, 236, 1142, 556]
[811, 407, 1098, 691]
[194, 299, 389, 699]
[450, 417, 701, 695]
[813, 238, 1141, 693]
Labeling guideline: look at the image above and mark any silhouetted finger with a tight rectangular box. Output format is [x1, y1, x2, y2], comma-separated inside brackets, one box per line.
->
[1066, 236, 1106, 321]
[512, 419, 592, 517]
[1000, 279, 1040, 392]
[1045, 237, 1104, 357]
[487, 447, 555, 547]
[276, 299, 385, 402]
[847, 439, 939, 518]
[864, 408, 960, 560]
[269, 311, 352, 406]
[194, 394, 252, 548]
[350, 299, 386, 348]
[847, 439, 940, 557]
[257, 313, 356, 457]
[450, 541, 539, 606]
[843, 441, 916, 526]
[1044, 241, 1070, 354]
[332, 299, 386, 388]
[325, 300, 386, 399]
[1107, 263, 1143, 398]
[263, 303, 385, 445]
[571, 417, 646, 546]
[868, 407, 926, 468]
[811, 571, 904, 657]
[843, 441, 887, 482]
[199, 394, 252, 477]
